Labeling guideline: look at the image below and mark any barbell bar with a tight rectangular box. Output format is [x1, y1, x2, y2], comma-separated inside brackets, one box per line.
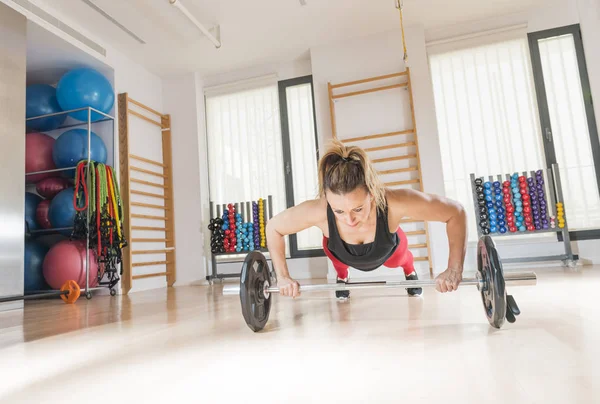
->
[222, 272, 536, 296]
[0, 280, 82, 304]
[223, 235, 537, 332]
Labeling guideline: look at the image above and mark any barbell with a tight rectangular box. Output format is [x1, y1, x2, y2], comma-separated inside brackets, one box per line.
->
[222, 235, 537, 332]
[0, 280, 81, 304]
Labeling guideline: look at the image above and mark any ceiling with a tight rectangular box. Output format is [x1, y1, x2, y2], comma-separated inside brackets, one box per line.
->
[26, 20, 113, 85]
[40, 0, 546, 78]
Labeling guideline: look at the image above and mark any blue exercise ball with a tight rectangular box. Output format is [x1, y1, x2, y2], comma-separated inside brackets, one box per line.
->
[48, 187, 76, 229]
[25, 192, 43, 232]
[26, 84, 67, 131]
[24, 240, 50, 292]
[56, 68, 114, 122]
[53, 128, 108, 170]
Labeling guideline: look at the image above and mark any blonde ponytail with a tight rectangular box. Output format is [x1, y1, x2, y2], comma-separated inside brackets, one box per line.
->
[317, 139, 386, 212]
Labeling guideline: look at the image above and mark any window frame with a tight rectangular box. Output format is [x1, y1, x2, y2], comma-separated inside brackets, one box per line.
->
[278, 75, 325, 258]
[528, 24, 600, 241]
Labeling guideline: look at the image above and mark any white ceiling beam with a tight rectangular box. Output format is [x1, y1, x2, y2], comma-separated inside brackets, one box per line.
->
[169, 0, 221, 49]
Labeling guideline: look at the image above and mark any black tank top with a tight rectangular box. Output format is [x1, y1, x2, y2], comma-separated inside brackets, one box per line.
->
[326, 202, 399, 271]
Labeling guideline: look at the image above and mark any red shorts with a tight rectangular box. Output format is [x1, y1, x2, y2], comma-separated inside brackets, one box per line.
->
[322, 227, 415, 279]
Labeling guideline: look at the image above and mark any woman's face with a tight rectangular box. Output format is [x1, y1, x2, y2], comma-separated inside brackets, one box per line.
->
[326, 187, 373, 228]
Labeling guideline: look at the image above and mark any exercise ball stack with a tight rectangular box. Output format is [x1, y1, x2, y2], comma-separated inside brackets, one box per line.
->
[56, 68, 114, 122]
[43, 240, 99, 290]
[35, 200, 52, 229]
[24, 184, 75, 233]
[24, 240, 50, 292]
[53, 128, 107, 171]
[25, 192, 43, 232]
[22, 67, 115, 299]
[25, 132, 56, 184]
[26, 84, 67, 132]
[48, 187, 77, 229]
[36, 177, 71, 199]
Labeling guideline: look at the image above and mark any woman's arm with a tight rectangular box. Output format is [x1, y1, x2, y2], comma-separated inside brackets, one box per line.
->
[265, 198, 326, 279]
[388, 189, 468, 282]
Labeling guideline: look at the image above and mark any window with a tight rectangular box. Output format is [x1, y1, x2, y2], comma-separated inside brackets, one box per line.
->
[429, 36, 546, 241]
[205, 81, 287, 217]
[279, 76, 322, 257]
[528, 25, 600, 239]
[205, 75, 321, 257]
[429, 25, 600, 242]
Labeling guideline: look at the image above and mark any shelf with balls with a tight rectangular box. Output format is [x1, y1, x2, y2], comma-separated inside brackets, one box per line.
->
[470, 164, 576, 265]
[24, 69, 124, 299]
[208, 198, 269, 256]
[472, 169, 566, 237]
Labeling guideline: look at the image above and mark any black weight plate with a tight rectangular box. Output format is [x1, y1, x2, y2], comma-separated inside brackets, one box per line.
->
[477, 235, 506, 328]
[239, 251, 272, 332]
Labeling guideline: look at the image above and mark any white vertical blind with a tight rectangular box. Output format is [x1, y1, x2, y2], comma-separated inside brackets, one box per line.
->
[538, 33, 600, 230]
[205, 84, 287, 219]
[285, 83, 321, 250]
[429, 38, 546, 240]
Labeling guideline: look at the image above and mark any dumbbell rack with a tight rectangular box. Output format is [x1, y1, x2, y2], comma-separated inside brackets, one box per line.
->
[470, 163, 577, 266]
[206, 195, 273, 283]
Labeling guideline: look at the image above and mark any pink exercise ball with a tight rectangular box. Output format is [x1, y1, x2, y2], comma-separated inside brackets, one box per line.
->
[26, 132, 56, 184]
[43, 240, 99, 290]
[36, 199, 52, 229]
[36, 177, 71, 199]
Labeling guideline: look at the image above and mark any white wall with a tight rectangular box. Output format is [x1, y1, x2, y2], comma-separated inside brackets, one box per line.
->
[0, 3, 27, 312]
[202, 59, 312, 88]
[311, 31, 405, 144]
[161, 73, 205, 286]
[310, 27, 447, 280]
[108, 50, 163, 114]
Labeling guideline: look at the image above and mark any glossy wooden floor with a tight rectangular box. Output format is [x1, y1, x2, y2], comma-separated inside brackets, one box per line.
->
[1, 266, 599, 404]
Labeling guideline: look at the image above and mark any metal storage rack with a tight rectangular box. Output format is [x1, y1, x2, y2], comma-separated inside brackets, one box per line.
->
[470, 163, 577, 266]
[206, 195, 273, 283]
[25, 106, 118, 299]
